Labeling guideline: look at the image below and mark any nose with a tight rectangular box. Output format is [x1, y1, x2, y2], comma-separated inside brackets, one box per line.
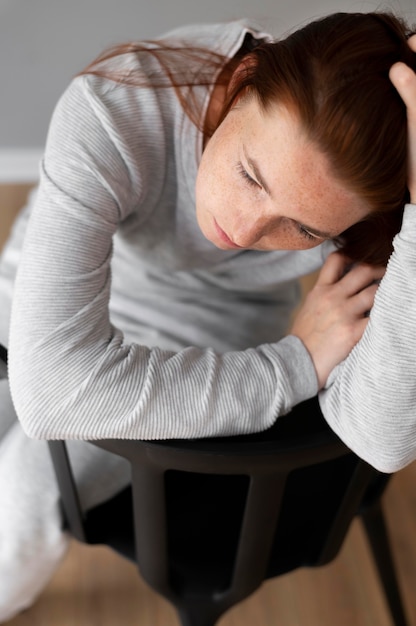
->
[233, 214, 279, 248]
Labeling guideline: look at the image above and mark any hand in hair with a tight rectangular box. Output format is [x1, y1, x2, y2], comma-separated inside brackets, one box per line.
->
[290, 252, 385, 389]
[390, 34, 416, 204]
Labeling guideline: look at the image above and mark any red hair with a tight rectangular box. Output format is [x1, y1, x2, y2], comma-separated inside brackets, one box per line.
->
[80, 12, 416, 264]
[222, 13, 416, 264]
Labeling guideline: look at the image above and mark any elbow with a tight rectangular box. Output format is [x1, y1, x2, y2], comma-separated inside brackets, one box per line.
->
[365, 447, 415, 474]
[8, 375, 52, 440]
[319, 392, 416, 474]
[8, 346, 61, 440]
[350, 432, 416, 474]
[18, 418, 49, 441]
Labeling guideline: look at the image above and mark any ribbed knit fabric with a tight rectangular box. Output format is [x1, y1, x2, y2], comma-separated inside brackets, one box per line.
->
[6, 20, 416, 473]
[320, 207, 416, 472]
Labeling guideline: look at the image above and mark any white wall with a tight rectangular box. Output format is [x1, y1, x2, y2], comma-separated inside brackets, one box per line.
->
[0, 0, 415, 180]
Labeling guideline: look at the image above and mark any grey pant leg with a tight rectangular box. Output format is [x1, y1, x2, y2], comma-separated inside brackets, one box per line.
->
[0, 379, 16, 441]
[0, 381, 131, 622]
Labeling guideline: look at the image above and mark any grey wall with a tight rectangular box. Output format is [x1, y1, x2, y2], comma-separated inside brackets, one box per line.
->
[1, 0, 415, 149]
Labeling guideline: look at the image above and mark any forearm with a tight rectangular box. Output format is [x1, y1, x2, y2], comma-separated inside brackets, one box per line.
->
[8, 166, 318, 441]
[319, 204, 416, 472]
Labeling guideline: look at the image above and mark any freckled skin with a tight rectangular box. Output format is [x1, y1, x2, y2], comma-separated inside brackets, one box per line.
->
[195, 97, 369, 251]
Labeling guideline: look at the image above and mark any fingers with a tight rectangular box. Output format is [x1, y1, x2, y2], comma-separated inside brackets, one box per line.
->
[316, 252, 352, 286]
[408, 34, 416, 53]
[292, 253, 380, 387]
[317, 252, 385, 295]
[389, 32, 416, 123]
[389, 29, 416, 118]
[390, 54, 416, 202]
[351, 317, 370, 346]
[389, 61, 416, 121]
[338, 263, 385, 298]
[348, 282, 379, 318]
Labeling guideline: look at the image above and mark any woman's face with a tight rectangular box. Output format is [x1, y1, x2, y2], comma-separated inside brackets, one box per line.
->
[195, 97, 369, 251]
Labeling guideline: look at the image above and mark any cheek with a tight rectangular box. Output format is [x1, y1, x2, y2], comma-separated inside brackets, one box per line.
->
[260, 237, 322, 252]
[195, 158, 213, 214]
[195, 160, 224, 240]
[196, 155, 230, 215]
[195, 166, 204, 208]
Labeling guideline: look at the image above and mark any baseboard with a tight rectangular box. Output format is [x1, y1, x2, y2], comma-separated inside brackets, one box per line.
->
[0, 148, 43, 183]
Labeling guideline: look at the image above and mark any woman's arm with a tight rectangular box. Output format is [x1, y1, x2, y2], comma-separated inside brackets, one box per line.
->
[390, 35, 416, 205]
[8, 74, 319, 441]
[317, 38, 416, 473]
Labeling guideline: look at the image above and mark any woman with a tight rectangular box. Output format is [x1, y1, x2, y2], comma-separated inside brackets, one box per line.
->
[1, 11, 415, 621]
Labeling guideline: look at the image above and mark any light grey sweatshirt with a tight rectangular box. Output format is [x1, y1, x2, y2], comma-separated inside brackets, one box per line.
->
[7, 20, 416, 473]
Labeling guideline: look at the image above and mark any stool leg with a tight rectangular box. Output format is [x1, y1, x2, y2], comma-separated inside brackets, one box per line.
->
[361, 501, 409, 626]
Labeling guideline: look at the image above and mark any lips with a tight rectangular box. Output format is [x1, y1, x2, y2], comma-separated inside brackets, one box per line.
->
[214, 219, 243, 249]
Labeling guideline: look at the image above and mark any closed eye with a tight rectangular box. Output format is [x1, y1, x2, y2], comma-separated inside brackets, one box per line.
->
[297, 224, 323, 241]
[236, 162, 261, 189]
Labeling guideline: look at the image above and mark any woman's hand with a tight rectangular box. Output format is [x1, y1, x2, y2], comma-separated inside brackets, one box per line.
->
[389, 34, 416, 203]
[290, 252, 385, 389]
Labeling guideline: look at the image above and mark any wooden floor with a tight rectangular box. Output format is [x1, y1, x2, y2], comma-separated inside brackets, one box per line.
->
[5, 460, 416, 626]
[0, 183, 34, 252]
[2, 183, 416, 625]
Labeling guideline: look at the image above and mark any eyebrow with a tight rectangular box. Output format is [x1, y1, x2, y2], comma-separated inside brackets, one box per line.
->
[243, 145, 336, 240]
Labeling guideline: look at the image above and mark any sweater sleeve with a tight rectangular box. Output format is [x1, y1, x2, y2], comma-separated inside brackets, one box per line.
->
[319, 205, 416, 473]
[8, 76, 318, 441]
